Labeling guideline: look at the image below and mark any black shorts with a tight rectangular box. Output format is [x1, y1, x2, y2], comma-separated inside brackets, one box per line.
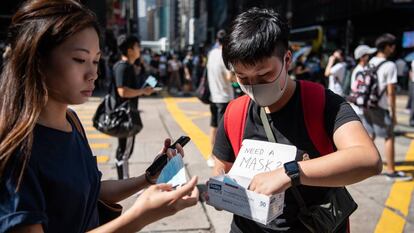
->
[210, 102, 229, 127]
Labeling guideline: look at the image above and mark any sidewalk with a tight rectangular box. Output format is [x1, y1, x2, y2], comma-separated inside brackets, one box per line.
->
[72, 92, 414, 233]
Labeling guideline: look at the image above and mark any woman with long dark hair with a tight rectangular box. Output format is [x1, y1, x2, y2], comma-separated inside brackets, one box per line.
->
[0, 1, 198, 232]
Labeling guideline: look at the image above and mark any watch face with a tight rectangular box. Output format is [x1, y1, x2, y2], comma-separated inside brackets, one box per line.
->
[285, 161, 299, 174]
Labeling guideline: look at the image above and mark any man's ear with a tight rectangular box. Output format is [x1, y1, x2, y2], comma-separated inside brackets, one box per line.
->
[285, 50, 292, 70]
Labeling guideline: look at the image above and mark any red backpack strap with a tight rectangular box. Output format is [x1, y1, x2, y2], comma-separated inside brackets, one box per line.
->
[224, 95, 250, 157]
[299, 80, 334, 155]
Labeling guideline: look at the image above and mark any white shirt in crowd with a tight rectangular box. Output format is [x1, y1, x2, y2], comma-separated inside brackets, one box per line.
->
[206, 47, 234, 103]
[350, 64, 366, 115]
[328, 62, 347, 96]
[369, 56, 398, 110]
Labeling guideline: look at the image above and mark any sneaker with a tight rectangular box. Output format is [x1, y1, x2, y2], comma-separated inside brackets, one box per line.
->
[207, 156, 215, 168]
[384, 171, 413, 181]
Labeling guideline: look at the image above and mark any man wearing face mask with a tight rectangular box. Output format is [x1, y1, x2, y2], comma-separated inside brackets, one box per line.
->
[211, 8, 382, 233]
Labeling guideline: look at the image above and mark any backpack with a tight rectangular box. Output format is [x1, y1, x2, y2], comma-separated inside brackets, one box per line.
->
[224, 80, 334, 157]
[347, 61, 388, 108]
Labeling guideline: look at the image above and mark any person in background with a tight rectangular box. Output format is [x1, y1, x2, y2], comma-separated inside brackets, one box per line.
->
[0, 1, 199, 232]
[409, 60, 414, 126]
[324, 49, 347, 96]
[113, 35, 155, 180]
[350, 45, 377, 119]
[167, 54, 182, 94]
[183, 48, 194, 95]
[366, 33, 412, 181]
[206, 29, 234, 168]
[395, 57, 409, 91]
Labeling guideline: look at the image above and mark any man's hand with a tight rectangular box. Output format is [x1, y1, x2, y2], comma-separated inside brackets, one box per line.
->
[248, 168, 291, 195]
[143, 86, 155, 96]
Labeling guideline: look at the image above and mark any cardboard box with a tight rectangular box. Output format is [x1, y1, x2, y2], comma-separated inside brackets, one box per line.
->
[207, 139, 296, 225]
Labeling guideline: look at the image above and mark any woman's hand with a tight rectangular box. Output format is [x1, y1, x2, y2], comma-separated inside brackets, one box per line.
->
[146, 138, 185, 183]
[128, 176, 199, 229]
[248, 168, 291, 195]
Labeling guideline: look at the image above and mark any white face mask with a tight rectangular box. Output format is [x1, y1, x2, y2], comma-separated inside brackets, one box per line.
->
[237, 58, 288, 107]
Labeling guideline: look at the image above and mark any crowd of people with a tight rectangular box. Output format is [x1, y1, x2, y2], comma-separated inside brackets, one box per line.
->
[0, 0, 413, 232]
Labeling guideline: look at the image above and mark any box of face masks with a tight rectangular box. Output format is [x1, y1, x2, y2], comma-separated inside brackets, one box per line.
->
[207, 139, 296, 225]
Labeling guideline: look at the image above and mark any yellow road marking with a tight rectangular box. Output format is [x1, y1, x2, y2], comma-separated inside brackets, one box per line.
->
[163, 97, 211, 160]
[90, 143, 110, 149]
[85, 126, 96, 131]
[79, 116, 93, 121]
[87, 134, 111, 139]
[374, 141, 414, 233]
[96, 155, 109, 163]
[174, 98, 199, 103]
[80, 121, 92, 126]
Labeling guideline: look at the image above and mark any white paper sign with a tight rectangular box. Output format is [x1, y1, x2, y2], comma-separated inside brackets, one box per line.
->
[228, 139, 297, 185]
[156, 154, 187, 187]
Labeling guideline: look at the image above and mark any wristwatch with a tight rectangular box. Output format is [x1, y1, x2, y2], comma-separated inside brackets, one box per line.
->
[283, 161, 301, 187]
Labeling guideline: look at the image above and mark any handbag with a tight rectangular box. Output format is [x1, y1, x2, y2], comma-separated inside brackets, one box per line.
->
[293, 186, 357, 233]
[259, 108, 357, 233]
[67, 110, 123, 225]
[195, 68, 211, 104]
[92, 63, 143, 138]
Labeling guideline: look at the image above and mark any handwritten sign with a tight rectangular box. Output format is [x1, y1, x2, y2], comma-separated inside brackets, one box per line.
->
[229, 139, 296, 179]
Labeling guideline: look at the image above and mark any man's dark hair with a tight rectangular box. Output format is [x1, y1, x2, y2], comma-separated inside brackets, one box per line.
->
[117, 34, 140, 56]
[375, 33, 396, 52]
[222, 7, 289, 69]
[216, 29, 226, 44]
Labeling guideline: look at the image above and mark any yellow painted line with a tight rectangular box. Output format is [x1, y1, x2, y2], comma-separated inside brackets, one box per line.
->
[163, 96, 211, 160]
[79, 121, 92, 126]
[85, 126, 96, 131]
[96, 155, 109, 163]
[86, 134, 111, 139]
[89, 143, 110, 149]
[174, 98, 199, 103]
[79, 116, 93, 121]
[374, 141, 414, 233]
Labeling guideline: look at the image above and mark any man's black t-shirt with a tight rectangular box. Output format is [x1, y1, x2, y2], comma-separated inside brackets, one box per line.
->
[213, 81, 360, 233]
[113, 61, 145, 109]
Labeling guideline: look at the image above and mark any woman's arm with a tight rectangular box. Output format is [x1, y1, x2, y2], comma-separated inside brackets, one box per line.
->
[249, 121, 382, 195]
[100, 139, 184, 203]
[10, 224, 44, 233]
[89, 177, 199, 233]
[100, 175, 150, 204]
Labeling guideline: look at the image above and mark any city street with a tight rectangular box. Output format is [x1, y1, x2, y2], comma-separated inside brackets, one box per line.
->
[70, 91, 414, 233]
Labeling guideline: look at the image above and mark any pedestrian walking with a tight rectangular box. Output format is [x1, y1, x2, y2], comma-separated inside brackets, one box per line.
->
[206, 29, 234, 167]
[113, 35, 154, 180]
[0, 1, 198, 232]
[211, 8, 382, 232]
[365, 33, 412, 180]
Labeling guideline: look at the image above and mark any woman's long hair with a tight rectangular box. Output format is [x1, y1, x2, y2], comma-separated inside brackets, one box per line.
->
[0, 0, 100, 189]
